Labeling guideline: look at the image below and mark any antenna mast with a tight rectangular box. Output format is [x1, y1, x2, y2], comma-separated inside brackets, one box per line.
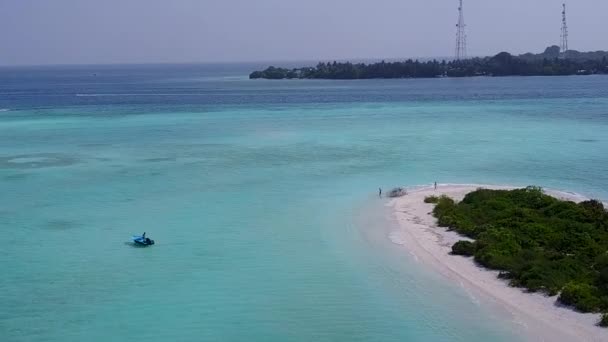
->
[455, 0, 467, 60]
[560, 3, 569, 57]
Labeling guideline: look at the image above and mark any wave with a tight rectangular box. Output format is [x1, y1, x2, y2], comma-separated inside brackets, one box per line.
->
[75, 93, 256, 97]
[0, 108, 9, 112]
[75, 93, 212, 97]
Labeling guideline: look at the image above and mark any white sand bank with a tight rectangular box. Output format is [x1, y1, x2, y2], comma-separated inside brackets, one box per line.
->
[388, 184, 607, 342]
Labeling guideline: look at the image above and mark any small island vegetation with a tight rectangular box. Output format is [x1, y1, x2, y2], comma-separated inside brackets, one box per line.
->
[428, 187, 608, 325]
[250, 46, 608, 80]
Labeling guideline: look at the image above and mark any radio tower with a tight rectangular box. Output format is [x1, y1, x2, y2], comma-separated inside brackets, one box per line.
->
[560, 3, 569, 57]
[455, 0, 467, 60]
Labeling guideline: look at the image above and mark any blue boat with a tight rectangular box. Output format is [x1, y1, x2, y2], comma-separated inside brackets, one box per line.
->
[132, 234, 155, 246]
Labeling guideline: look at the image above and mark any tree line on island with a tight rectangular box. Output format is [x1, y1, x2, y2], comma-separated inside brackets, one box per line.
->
[424, 187, 608, 327]
[250, 46, 608, 79]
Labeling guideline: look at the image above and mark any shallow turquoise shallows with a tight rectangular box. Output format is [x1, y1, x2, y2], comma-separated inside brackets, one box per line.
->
[1, 64, 608, 341]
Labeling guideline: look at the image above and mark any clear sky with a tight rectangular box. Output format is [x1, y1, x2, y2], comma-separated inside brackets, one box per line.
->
[0, 0, 606, 65]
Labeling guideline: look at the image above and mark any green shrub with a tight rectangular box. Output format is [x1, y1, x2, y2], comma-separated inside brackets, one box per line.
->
[433, 196, 456, 224]
[424, 195, 440, 204]
[600, 313, 608, 327]
[558, 282, 602, 313]
[474, 228, 522, 269]
[451, 240, 476, 256]
[599, 268, 608, 292]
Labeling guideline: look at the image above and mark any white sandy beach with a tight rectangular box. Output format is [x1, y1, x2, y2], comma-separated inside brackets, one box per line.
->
[388, 184, 608, 342]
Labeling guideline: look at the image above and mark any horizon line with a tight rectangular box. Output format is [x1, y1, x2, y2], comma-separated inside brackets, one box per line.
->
[1, 45, 600, 68]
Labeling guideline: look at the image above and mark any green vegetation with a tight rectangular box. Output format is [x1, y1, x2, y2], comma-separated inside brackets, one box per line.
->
[424, 195, 440, 204]
[250, 47, 608, 80]
[451, 240, 476, 256]
[429, 187, 608, 325]
[559, 282, 602, 313]
[601, 313, 608, 327]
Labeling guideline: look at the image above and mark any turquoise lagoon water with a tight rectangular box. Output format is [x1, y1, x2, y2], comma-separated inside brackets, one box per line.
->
[1, 64, 608, 341]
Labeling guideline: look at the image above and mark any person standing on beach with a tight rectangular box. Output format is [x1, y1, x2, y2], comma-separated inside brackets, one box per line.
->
[379, 188, 382, 198]
[434, 182, 437, 190]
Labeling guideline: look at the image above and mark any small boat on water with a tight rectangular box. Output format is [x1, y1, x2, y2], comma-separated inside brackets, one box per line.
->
[132, 234, 155, 246]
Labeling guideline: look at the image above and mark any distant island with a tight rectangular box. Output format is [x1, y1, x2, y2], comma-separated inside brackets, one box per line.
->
[250, 46, 608, 79]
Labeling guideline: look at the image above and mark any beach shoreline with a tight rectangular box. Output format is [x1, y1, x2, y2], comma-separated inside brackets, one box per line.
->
[387, 184, 608, 342]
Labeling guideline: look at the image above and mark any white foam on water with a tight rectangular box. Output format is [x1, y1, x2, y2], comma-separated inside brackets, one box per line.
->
[388, 230, 407, 246]
[75, 93, 211, 97]
[9, 157, 55, 164]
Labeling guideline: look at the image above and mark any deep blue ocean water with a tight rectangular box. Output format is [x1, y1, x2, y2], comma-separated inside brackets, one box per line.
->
[1, 64, 608, 341]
